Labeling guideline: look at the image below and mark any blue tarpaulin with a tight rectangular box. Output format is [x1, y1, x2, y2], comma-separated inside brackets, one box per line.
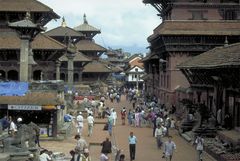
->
[0, 82, 29, 96]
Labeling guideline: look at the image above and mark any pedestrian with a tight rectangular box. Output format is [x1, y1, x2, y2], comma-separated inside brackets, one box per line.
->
[0, 115, 9, 131]
[165, 117, 171, 136]
[39, 149, 52, 161]
[100, 153, 109, 161]
[170, 118, 175, 129]
[163, 136, 176, 161]
[121, 107, 127, 125]
[155, 124, 163, 149]
[87, 113, 94, 136]
[119, 154, 125, 161]
[128, 132, 137, 161]
[79, 148, 91, 161]
[75, 134, 88, 155]
[9, 116, 17, 137]
[127, 109, 133, 126]
[132, 97, 137, 109]
[134, 111, 140, 127]
[107, 114, 114, 136]
[111, 109, 117, 126]
[76, 112, 84, 136]
[101, 137, 112, 154]
[195, 135, 204, 161]
[69, 150, 75, 161]
[16, 117, 23, 129]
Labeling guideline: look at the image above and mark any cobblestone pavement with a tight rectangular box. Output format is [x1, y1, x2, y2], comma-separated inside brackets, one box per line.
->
[41, 95, 217, 161]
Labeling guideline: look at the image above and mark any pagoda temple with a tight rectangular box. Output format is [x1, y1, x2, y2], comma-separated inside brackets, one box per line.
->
[74, 14, 118, 83]
[0, 0, 67, 139]
[143, 0, 240, 107]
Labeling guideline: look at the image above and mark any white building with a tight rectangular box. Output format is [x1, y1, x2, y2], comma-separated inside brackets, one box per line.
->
[125, 65, 144, 89]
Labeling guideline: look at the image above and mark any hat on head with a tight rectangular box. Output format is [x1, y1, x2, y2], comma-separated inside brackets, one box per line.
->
[84, 148, 89, 153]
[17, 117, 22, 122]
[79, 112, 82, 115]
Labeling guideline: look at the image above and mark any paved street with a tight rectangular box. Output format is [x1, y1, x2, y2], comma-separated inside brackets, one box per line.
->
[42, 96, 217, 161]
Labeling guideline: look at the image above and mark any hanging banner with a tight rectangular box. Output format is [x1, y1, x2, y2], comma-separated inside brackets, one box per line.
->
[8, 105, 42, 111]
[0, 82, 29, 96]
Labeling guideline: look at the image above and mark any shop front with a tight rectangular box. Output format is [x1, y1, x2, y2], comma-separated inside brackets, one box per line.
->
[0, 92, 65, 138]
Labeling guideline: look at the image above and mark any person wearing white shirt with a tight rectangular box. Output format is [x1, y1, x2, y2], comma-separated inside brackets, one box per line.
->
[111, 109, 117, 126]
[9, 116, 17, 137]
[87, 113, 94, 136]
[195, 135, 204, 161]
[154, 124, 163, 149]
[76, 112, 84, 136]
[40, 150, 52, 161]
[128, 132, 137, 161]
[164, 136, 176, 161]
[100, 153, 109, 161]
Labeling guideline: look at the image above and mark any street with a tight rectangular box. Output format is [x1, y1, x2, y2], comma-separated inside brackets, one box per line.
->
[41, 95, 216, 161]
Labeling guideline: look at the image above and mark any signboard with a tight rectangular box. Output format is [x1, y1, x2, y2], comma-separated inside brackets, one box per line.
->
[8, 105, 42, 111]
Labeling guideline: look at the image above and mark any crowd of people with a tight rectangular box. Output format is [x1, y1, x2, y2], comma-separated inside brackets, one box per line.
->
[0, 86, 211, 161]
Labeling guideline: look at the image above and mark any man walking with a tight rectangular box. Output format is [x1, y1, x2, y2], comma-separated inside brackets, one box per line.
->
[128, 132, 137, 161]
[155, 124, 163, 149]
[76, 112, 84, 136]
[87, 113, 94, 137]
[101, 137, 112, 155]
[195, 135, 204, 161]
[164, 136, 176, 161]
[107, 114, 114, 136]
[74, 134, 88, 155]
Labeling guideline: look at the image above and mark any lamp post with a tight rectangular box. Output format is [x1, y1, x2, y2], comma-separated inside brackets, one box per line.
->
[135, 68, 139, 91]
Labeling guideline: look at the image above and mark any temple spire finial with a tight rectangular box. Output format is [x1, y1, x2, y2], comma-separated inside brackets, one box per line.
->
[83, 13, 88, 24]
[61, 16, 67, 27]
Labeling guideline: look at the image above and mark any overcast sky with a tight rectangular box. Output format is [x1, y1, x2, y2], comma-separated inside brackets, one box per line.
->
[39, 0, 161, 54]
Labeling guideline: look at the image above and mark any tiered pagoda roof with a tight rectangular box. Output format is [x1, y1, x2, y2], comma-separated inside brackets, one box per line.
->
[74, 14, 101, 33]
[45, 18, 84, 41]
[0, 31, 66, 61]
[178, 42, 240, 69]
[45, 26, 84, 38]
[83, 60, 121, 73]
[148, 20, 240, 41]
[75, 39, 106, 52]
[0, 0, 59, 25]
[0, 0, 57, 13]
[0, 31, 66, 50]
[59, 52, 91, 62]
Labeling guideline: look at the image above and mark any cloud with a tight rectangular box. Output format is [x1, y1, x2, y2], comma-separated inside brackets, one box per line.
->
[39, 0, 161, 53]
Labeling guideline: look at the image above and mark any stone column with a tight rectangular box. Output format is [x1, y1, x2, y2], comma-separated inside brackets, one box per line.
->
[55, 60, 61, 80]
[28, 48, 37, 81]
[66, 53, 75, 88]
[20, 38, 29, 82]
